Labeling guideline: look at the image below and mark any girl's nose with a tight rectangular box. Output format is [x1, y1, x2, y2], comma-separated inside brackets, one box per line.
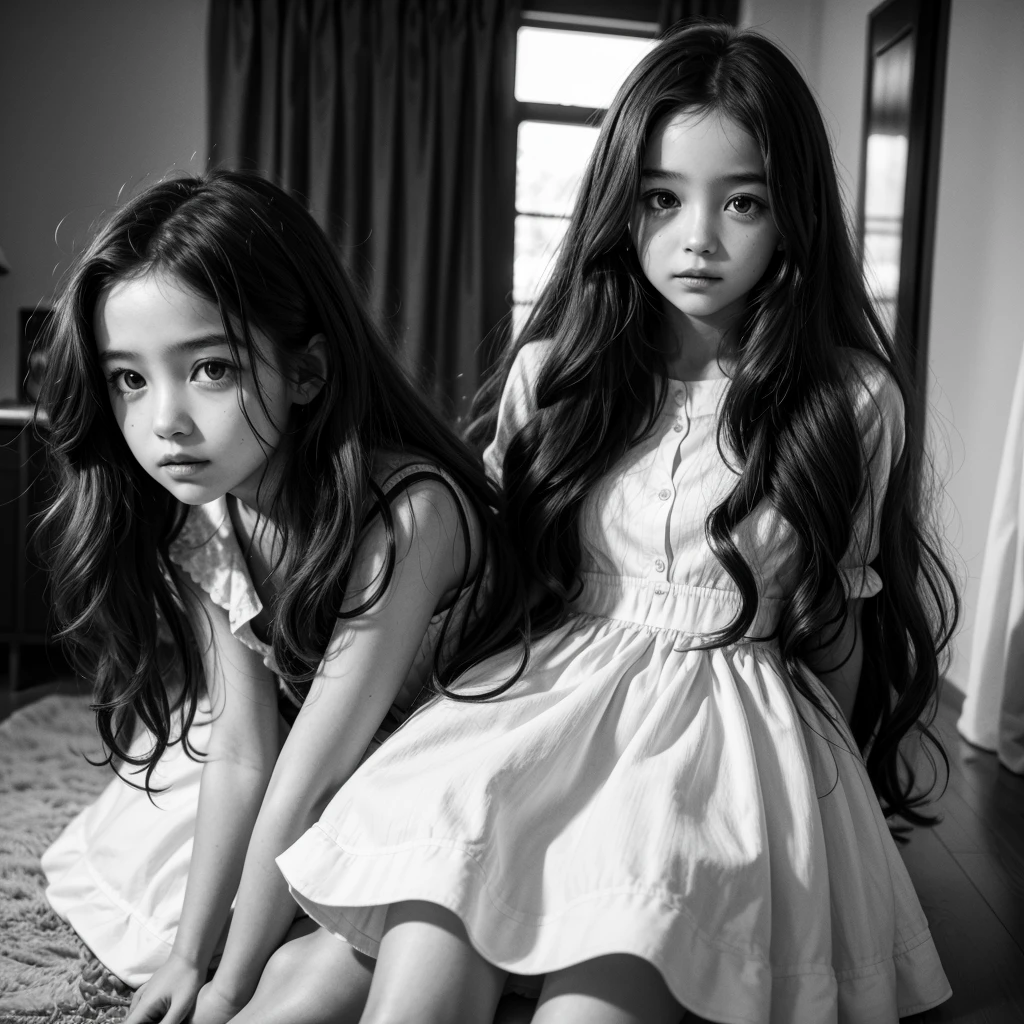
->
[152, 388, 194, 439]
[683, 207, 718, 256]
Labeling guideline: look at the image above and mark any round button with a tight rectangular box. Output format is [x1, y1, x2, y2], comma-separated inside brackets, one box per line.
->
[658, 488, 671, 500]
[673, 423, 684, 433]
[654, 558, 666, 572]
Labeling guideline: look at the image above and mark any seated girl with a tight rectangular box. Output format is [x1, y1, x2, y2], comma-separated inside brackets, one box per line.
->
[37, 169, 527, 1024]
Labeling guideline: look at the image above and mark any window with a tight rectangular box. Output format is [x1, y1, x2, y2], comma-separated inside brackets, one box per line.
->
[512, 14, 658, 333]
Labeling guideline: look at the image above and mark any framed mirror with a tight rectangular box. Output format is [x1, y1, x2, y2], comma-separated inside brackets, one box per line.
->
[858, 0, 950, 410]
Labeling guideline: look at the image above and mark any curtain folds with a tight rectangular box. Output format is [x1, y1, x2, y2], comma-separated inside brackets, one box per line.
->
[208, 0, 519, 419]
[958, 342, 1024, 774]
[658, 0, 741, 29]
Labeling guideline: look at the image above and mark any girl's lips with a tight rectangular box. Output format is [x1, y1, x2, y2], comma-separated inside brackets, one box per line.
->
[675, 274, 721, 288]
[162, 461, 210, 477]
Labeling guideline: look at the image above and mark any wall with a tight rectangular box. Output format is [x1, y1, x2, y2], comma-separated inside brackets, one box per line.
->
[740, 0, 822, 87]
[926, 0, 1024, 688]
[0, 0, 209, 400]
[740, 0, 876, 212]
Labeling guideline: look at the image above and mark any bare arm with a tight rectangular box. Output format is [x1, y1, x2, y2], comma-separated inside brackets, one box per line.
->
[125, 577, 280, 1024]
[202, 480, 473, 1012]
[802, 598, 864, 725]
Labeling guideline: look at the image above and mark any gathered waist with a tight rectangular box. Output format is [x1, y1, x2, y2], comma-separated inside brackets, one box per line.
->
[568, 573, 782, 642]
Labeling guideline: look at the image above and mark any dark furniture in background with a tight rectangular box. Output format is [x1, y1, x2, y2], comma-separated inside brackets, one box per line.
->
[0, 407, 69, 691]
[20, 308, 52, 403]
[858, 0, 950, 422]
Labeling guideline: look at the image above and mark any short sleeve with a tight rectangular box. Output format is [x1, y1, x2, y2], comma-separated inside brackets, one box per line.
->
[482, 341, 549, 485]
[838, 350, 906, 600]
[167, 499, 265, 638]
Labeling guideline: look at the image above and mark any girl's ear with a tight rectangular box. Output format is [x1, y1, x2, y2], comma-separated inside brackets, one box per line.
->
[290, 333, 328, 406]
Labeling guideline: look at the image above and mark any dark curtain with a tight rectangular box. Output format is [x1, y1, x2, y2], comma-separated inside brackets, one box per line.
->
[658, 0, 740, 28]
[524, 0, 738, 25]
[207, 0, 519, 419]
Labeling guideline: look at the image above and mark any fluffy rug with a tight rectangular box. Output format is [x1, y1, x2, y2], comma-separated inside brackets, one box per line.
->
[0, 695, 131, 1024]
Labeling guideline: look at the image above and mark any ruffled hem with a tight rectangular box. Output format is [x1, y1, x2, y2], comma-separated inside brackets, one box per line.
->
[43, 841, 175, 988]
[278, 826, 950, 1024]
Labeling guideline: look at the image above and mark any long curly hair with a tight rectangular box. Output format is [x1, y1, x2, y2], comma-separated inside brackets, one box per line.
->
[468, 22, 959, 829]
[39, 170, 528, 791]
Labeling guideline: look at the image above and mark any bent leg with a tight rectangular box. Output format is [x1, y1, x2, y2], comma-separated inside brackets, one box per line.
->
[532, 954, 684, 1024]
[230, 922, 374, 1024]
[360, 900, 507, 1024]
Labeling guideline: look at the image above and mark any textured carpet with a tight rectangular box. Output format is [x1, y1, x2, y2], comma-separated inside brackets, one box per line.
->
[0, 695, 131, 1024]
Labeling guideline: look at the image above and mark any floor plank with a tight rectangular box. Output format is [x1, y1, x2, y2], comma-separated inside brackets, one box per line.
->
[900, 689, 1024, 1022]
[900, 826, 1024, 1022]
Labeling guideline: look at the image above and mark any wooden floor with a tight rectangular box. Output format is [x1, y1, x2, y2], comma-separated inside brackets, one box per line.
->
[3, 678, 1024, 1020]
[901, 685, 1024, 1022]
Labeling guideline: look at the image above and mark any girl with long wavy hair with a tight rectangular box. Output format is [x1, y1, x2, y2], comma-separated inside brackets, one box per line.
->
[264, 22, 957, 1024]
[37, 170, 528, 1024]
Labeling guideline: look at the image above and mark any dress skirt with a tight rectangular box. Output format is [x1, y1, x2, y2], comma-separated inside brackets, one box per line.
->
[277, 579, 950, 1024]
[41, 712, 216, 987]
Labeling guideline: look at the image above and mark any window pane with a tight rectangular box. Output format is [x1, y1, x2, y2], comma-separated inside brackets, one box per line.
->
[514, 214, 569, 305]
[516, 121, 599, 217]
[515, 27, 655, 108]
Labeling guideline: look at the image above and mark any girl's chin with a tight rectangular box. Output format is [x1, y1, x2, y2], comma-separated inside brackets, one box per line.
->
[155, 476, 228, 505]
[662, 293, 747, 325]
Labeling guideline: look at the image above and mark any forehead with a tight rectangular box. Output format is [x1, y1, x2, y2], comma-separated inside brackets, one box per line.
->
[643, 107, 764, 176]
[94, 270, 222, 354]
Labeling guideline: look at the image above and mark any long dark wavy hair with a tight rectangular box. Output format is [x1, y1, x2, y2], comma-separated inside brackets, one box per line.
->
[39, 170, 527, 791]
[468, 23, 959, 829]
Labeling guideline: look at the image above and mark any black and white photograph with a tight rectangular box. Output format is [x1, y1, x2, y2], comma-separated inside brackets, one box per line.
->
[1, 1, 1022, 1021]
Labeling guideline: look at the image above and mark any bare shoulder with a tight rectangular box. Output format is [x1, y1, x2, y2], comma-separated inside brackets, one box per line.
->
[373, 458, 480, 548]
[344, 464, 483, 613]
[390, 472, 475, 546]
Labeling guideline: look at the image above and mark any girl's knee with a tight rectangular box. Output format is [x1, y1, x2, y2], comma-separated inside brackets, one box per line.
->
[244, 930, 372, 1024]
[536, 955, 682, 1024]
[259, 935, 310, 987]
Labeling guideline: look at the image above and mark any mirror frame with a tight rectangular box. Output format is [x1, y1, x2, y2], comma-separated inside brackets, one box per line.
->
[857, 0, 951, 420]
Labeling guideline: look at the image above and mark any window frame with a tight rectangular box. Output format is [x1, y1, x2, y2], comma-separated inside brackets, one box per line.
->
[511, 9, 660, 329]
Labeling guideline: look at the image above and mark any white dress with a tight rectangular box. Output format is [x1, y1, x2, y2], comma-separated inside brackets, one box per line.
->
[42, 463, 464, 987]
[277, 342, 951, 1023]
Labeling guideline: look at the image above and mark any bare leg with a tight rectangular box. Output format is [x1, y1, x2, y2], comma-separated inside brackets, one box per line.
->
[229, 921, 374, 1024]
[532, 955, 684, 1024]
[359, 901, 507, 1024]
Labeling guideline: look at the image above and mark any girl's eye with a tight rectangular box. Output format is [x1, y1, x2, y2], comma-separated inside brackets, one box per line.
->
[642, 190, 679, 212]
[194, 361, 234, 384]
[107, 369, 146, 395]
[726, 195, 764, 217]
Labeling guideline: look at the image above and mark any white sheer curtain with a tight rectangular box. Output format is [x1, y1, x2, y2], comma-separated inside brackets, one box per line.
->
[958, 340, 1024, 773]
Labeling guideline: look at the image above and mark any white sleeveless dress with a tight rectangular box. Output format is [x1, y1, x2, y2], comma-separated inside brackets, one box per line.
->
[41, 463, 467, 987]
[277, 343, 951, 1023]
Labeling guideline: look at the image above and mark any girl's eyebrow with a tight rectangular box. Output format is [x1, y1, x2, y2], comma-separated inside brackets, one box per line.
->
[640, 168, 767, 186]
[98, 333, 233, 364]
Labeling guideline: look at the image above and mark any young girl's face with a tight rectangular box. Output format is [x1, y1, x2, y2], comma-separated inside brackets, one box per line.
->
[633, 107, 780, 332]
[94, 270, 299, 507]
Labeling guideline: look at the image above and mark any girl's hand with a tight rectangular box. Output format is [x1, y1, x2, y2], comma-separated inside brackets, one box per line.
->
[124, 954, 204, 1024]
[191, 980, 248, 1024]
